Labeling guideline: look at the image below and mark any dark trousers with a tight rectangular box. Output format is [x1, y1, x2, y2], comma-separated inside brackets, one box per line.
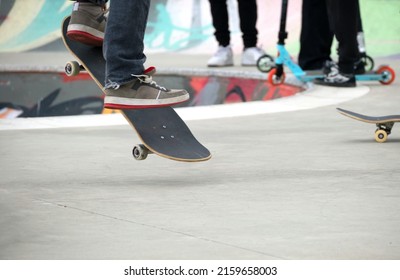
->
[326, 0, 359, 74]
[299, 0, 360, 74]
[76, 0, 107, 5]
[208, 0, 258, 49]
[298, 0, 333, 70]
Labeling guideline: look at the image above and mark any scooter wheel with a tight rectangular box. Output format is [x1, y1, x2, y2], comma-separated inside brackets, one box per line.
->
[257, 54, 275, 73]
[268, 68, 286, 85]
[361, 55, 374, 72]
[376, 65, 395, 85]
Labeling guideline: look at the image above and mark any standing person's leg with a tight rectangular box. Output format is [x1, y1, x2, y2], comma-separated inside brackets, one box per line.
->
[84, 0, 106, 4]
[207, 0, 233, 67]
[298, 0, 333, 70]
[237, 0, 257, 48]
[77, 0, 106, 5]
[314, 0, 358, 87]
[209, 0, 230, 47]
[326, 0, 359, 75]
[354, 0, 366, 74]
[237, 0, 265, 66]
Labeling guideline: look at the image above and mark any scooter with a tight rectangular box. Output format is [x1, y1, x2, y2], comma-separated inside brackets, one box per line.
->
[256, 0, 395, 86]
[356, 0, 374, 72]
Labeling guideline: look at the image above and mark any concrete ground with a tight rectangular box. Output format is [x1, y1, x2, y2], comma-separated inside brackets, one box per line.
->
[0, 52, 399, 260]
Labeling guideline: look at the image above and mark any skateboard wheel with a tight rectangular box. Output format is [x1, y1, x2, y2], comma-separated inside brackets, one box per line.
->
[65, 60, 81, 76]
[257, 54, 275, 73]
[132, 144, 149, 160]
[376, 65, 395, 85]
[375, 129, 388, 143]
[268, 68, 286, 85]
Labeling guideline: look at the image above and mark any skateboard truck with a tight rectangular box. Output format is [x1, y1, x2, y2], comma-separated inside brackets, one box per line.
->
[375, 123, 394, 143]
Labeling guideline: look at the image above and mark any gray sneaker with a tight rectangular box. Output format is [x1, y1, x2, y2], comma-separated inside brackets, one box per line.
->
[67, 2, 106, 46]
[104, 67, 190, 109]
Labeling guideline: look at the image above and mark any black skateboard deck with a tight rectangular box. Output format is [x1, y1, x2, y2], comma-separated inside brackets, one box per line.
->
[337, 107, 400, 143]
[61, 16, 211, 161]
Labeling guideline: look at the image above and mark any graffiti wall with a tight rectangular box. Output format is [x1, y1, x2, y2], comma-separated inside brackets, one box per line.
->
[0, 0, 398, 118]
[0, 71, 302, 118]
[0, 0, 399, 56]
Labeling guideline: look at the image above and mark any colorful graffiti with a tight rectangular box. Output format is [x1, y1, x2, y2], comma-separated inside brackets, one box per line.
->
[0, 71, 302, 118]
[0, 0, 72, 52]
[0, 88, 104, 118]
[0, 0, 399, 56]
[0, 0, 214, 52]
[145, 1, 213, 51]
[0, 71, 104, 118]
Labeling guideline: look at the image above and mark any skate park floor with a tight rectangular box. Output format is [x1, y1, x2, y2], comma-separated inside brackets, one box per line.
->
[0, 52, 399, 260]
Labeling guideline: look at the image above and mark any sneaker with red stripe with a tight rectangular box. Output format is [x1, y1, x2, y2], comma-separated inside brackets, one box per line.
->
[103, 67, 190, 109]
[67, 2, 106, 46]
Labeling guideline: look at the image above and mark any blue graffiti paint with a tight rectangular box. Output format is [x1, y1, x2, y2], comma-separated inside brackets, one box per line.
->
[0, 0, 71, 51]
[0, 0, 211, 52]
[145, 3, 213, 51]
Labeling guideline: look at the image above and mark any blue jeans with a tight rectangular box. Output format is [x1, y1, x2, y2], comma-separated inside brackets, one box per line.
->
[84, 0, 150, 86]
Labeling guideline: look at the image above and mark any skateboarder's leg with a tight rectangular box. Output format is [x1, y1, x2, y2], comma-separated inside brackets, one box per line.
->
[102, 0, 189, 109]
[67, 0, 107, 46]
[103, 0, 148, 84]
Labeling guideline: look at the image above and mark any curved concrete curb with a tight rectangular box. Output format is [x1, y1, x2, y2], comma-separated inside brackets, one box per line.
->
[0, 84, 369, 130]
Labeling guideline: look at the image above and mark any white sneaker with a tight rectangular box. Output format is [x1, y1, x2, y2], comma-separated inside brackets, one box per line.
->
[207, 45, 234, 67]
[241, 47, 265, 66]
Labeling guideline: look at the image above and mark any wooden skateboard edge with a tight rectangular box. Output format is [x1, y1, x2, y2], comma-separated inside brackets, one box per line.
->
[336, 108, 375, 124]
[337, 108, 400, 124]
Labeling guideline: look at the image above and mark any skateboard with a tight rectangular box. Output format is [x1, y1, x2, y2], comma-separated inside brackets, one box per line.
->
[61, 16, 211, 162]
[337, 108, 400, 143]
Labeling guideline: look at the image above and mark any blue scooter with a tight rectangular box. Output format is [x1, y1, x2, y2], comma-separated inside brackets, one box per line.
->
[256, 0, 395, 86]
